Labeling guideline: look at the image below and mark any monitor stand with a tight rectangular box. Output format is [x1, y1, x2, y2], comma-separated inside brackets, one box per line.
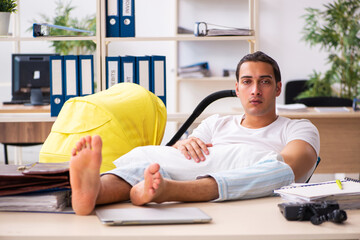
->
[26, 88, 47, 106]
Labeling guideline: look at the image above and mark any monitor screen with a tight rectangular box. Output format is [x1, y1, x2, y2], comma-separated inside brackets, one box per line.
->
[11, 53, 58, 104]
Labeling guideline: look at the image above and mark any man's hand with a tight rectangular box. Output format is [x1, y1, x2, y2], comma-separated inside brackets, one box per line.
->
[172, 137, 212, 163]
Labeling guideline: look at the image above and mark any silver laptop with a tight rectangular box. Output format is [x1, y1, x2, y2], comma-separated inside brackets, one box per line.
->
[95, 207, 212, 226]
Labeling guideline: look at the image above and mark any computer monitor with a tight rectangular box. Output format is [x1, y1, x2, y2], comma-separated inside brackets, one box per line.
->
[11, 53, 58, 105]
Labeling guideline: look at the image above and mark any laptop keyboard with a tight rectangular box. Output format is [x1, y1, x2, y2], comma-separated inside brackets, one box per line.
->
[3, 99, 50, 105]
[2, 99, 31, 105]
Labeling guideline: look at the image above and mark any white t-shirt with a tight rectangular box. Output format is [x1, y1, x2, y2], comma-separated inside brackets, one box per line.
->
[189, 114, 320, 182]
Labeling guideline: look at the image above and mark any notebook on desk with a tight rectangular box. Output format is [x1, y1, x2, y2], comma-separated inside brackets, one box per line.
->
[95, 207, 212, 226]
[274, 178, 360, 202]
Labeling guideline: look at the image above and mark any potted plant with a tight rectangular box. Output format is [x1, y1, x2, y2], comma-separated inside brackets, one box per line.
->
[0, 0, 17, 35]
[296, 0, 360, 106]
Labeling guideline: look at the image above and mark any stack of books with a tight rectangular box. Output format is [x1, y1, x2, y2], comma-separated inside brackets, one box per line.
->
[0, 162, 72, 213]
[178, 62, 211, 78]
[274, 178, 360, 210]
[0, 190, 71, 213]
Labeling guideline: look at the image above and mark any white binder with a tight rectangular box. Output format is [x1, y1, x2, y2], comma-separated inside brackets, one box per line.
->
[50, 55, 64, 117]
[106, 0, 120, 37]
[136, 56, 151, 91]
[63, 55, 79, 101]
[106, 56, 120, 89]
[78, 55, 94, 96]
[121, 56, 136, 83]
[151, 55, 166, 106]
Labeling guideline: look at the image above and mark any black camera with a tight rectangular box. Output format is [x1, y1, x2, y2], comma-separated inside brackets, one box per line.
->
[278, 201, 347, 225]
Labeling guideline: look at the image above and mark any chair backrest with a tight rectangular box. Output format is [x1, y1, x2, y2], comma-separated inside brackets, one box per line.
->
[285, 79, 353, 106]
[285, 80, 308, 104]
[305, 157, 321, 183]
[166, 90, 236, 146]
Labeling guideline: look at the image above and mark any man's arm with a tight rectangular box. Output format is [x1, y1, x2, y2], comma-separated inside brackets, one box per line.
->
[172, 114, 218, 162]
[172, 137, 212, 162]
[280, 139, 318, 182]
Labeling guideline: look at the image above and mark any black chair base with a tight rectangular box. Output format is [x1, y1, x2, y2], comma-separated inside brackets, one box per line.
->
[3, 143, 42, 165]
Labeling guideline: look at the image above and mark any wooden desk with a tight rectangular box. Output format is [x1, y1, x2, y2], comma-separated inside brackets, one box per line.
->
[0, 104, 54, 164]
[0, 103, 51, 114]
[0, 104, 54, 143]
[0, 197, 359, 240]
[280, 108, 360, 174]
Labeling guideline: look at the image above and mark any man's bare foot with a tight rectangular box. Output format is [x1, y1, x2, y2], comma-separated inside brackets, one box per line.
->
[130, 163, 168, 206]
[70, 135, 102, 215]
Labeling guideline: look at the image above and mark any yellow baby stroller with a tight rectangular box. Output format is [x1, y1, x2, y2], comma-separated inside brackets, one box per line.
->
[39, 83, 167, 173]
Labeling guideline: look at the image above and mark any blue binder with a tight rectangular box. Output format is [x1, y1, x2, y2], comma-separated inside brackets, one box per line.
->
[135, 56, 151, 91]
[49, 55, 64, 117]
[63, 55, 79, 101]
[120, 0, 135, 37]
[106, 56, 121, 89]
[106, 0, 120, 37]
[120, 56, 136, 83]
[150, 55, 166, 106]
[78, 55, 94, 96]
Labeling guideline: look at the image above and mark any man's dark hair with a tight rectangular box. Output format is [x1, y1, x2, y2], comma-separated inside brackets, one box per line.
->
[235, 51, 281, 83]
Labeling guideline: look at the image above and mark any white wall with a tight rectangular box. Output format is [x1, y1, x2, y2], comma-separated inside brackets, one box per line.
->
[259, 0, 330, 104]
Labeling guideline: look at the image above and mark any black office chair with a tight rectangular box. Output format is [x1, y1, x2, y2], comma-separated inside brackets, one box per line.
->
[3, 143, 42, 165]
[296, 96, 353, 107]
[166, 89, 237, 146]
[285, 79, 353, 106]
[306, 157, 321, 183]
[285, 80, 308, 104]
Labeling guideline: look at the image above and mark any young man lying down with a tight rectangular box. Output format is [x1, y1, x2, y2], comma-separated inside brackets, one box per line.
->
[69, 51, 320, 215]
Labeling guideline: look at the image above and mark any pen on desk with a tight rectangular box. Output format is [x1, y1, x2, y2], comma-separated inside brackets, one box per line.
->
[336, 179, 343, 190]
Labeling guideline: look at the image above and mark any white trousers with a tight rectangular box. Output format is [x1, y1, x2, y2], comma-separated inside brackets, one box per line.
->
[105, 145, 294, 201]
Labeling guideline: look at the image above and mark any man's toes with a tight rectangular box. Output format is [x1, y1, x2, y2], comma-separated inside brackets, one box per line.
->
[85, 136, 92, 149]
[76, 141, 83, 152]
[148, 163, 160, 174]
[152, 182, 159, 190]
[92, 135, 102, 153]
[153, 171, 161, 179]
[71, 148, 77, 156]
[153, 177, 161, 185]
